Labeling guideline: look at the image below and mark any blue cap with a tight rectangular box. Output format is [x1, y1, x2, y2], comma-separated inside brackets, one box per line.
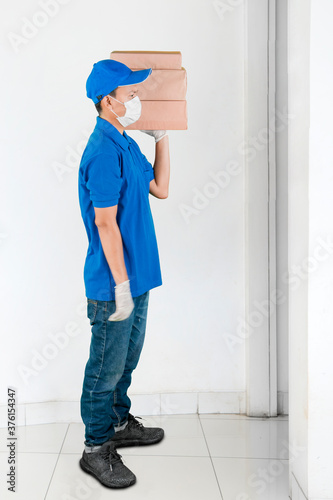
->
[86, 59, 152, 104]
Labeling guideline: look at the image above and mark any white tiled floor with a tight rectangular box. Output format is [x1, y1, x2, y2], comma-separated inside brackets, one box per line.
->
[0, 414, 290, 500]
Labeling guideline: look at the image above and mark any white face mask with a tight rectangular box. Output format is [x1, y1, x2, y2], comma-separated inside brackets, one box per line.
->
[109, 95, 142, 127]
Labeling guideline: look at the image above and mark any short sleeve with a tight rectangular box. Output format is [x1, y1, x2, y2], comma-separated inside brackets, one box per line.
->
[86, 153, 123, 208]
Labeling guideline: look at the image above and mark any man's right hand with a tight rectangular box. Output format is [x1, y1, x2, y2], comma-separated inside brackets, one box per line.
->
[108, 280, 134, 321]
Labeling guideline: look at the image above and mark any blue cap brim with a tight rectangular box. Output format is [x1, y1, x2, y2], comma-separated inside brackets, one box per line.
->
[118, 67, 152, 87]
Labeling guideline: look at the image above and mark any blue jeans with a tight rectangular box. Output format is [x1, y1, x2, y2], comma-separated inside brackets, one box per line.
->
[80, 290, 149, 446]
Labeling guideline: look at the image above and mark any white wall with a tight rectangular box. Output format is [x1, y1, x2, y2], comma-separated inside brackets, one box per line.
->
[0, 0, 247, 417]
[276, 0, 289, 412]
[308, 1, 333, 496]
[289, 0, 333, 498]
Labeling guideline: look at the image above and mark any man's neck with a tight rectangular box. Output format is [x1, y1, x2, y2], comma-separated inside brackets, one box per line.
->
[99, 113, 125, 135]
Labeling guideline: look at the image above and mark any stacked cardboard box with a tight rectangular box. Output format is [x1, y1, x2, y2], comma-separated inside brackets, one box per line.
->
[110, 51, 188, 130]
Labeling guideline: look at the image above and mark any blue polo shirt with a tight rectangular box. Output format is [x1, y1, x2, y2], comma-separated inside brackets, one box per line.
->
[78, 116, 162, 301]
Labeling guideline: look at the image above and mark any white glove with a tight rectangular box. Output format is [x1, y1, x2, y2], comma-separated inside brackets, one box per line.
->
[140, 130, 168, 143]
[108, 280, 134, 322]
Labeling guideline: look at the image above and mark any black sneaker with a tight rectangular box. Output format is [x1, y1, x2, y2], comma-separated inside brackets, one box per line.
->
[110, 413, 165, 448]
[79, 440, 136, 488]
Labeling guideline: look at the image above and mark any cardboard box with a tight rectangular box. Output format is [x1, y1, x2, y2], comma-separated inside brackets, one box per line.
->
[126, 101, 188, 131]
[110, 50, 188, 130]
[110, 51, 182, 70]
[136, 69, 187, 101]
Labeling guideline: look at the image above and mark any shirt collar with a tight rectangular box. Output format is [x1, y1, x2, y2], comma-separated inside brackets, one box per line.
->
[95, 116, 132, 151]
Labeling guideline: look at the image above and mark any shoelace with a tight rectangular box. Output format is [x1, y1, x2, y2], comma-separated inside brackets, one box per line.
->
[129, 413, 145, 429]
[100, 444, 123, 469]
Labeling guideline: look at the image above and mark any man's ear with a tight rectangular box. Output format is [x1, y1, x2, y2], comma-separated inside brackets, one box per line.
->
[104, 95, 112, 107]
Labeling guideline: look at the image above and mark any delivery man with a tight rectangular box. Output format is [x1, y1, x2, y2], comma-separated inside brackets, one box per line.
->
[77, 59, 170, 488]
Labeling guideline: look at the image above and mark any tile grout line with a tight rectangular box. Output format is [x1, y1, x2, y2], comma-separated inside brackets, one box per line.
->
[198, 414, 225, 500]
[58, 423, 71, 454]
[43, 423, 70, 500]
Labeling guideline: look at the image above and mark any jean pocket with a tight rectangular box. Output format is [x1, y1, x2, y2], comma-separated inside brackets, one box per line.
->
[87, 299, 98, 325]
